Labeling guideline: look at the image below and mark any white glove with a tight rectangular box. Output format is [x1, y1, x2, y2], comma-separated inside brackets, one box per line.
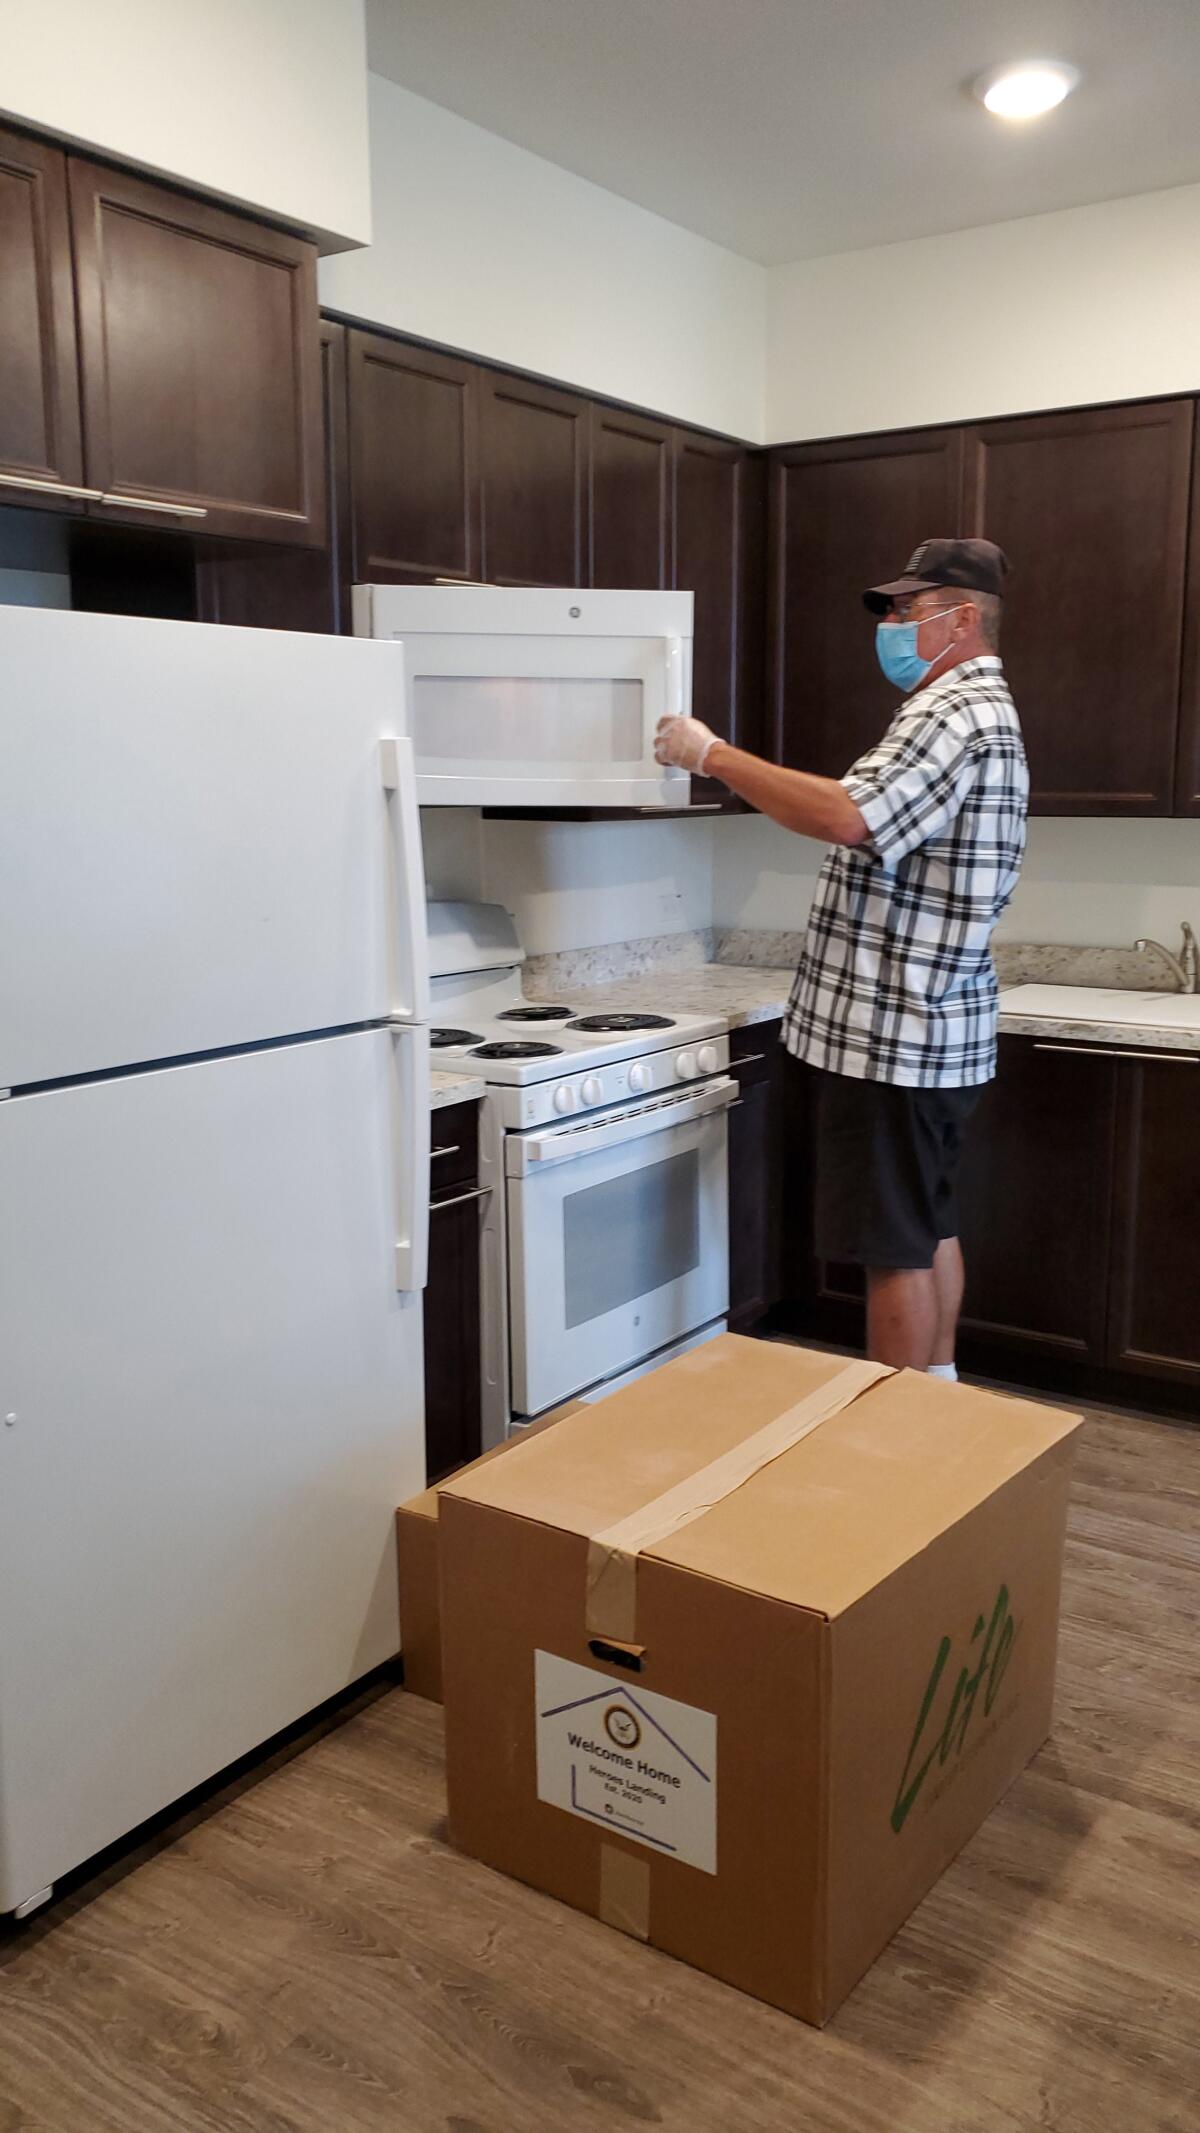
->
[654, 715, 718, 773]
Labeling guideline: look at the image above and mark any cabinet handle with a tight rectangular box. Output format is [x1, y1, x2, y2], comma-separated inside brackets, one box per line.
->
[1033, 1041, 1198, 1064]
[731, 1052, 768, 1068]
[0, 470, 103, 502]
[431, 1143, 461, 1159]
[728, 1099, 745, 1110]
[99, 492, 209, 519]
[430, 1184, 492, 1211]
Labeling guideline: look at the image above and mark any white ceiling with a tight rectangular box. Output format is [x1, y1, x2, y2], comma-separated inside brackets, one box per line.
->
[365, 0, 1200, 264]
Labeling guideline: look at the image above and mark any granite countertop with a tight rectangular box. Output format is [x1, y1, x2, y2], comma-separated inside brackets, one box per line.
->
[430, 1068, 486, 1111]
[525, 963, 798, 1031]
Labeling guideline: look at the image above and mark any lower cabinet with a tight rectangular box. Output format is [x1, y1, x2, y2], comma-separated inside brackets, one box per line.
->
[1108, 1049, 1200, 1387]
[957, 1037, 1116, 1366]
[727, 1021, 786, 1328]
[423, 1101, 484, 1484]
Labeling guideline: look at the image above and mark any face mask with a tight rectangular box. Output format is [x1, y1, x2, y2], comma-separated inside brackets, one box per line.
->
[875, 606, 964, 693]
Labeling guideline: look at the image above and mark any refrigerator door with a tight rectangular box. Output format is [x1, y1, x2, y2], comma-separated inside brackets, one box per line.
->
[0, 1026, 427, 1914]
[0, 608, 428, 1091]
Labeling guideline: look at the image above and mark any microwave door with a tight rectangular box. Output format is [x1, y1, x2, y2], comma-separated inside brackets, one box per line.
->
[402, 633, 691, 809]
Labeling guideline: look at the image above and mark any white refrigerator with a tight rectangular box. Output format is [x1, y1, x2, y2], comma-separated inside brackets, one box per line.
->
[0, 606, 430, 1918]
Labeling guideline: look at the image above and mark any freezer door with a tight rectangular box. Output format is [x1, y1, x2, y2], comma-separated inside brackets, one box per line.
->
[0, 608, 427, 1090]
[0, 1028, 427, 1914]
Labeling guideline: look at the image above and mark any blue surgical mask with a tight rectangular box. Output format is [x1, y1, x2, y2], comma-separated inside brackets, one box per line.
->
[875, 606, 963, 693]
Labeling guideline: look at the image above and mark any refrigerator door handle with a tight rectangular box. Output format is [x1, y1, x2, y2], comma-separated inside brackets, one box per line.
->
[380, 724, 431, 1026]
[388, 1023, 431, 1292]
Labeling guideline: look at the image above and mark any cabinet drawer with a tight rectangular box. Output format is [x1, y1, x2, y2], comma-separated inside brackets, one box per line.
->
[729, 1019, 783, 1083]
[430, 1099, 480, 1197]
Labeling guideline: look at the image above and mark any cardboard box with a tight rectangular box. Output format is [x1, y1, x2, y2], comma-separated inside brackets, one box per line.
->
[396, 1404, 587, 1703]
[438, 1335, 1081, 2025]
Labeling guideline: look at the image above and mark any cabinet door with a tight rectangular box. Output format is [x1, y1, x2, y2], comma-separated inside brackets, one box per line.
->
[481, 373, 588, 586]
[1108, 1053, 1200, 1386]
[769, 428, 964, 779]
[727, 1022, 785, 1326]
[957, 1038, 1117, 1365]
[963, 402, 1192, 815]
[590, 403, 673, 590]
[69, 158, 324, 543]
[674, 430, 765, 808]
[1174, 418, 1200, 817]
[0, 124, 84, 505]
[423, 1105, 484, 1483]
[348, 331, 481, 585]
[196, 320, 350, 632]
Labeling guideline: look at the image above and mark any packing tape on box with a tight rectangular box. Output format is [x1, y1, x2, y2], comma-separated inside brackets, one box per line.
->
[599, 1843, 652, 1941]
[585, 1357, 894, 1643]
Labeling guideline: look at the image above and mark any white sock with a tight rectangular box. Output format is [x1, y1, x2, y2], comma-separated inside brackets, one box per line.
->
[927, 1362, 958, 1383]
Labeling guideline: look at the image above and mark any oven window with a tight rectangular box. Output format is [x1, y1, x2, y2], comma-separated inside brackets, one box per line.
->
[562, 1151, 700, 1330]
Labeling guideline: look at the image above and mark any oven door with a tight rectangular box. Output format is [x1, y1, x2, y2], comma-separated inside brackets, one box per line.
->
[505, 1078, 734, 1419]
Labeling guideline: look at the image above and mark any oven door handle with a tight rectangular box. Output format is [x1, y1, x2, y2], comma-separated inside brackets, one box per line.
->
[511, 1076, 737, 1171]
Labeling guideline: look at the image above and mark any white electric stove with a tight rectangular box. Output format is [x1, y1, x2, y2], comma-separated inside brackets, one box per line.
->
[429, 903, 734, 1439]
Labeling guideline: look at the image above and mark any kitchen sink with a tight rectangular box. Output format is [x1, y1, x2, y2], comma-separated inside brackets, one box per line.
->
[999, 983, 1200, 1031]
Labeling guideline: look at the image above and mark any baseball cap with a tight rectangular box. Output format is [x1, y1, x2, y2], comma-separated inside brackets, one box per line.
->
[863, 537, 1010, 614]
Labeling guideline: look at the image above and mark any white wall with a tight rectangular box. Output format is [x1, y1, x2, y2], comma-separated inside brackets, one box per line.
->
[0, 0, 371, 251]
[767, 181, 1200, 442]
[712, 814, 1200, 951]
[321, 77, 766, 441]
[421, 810, 715, 956]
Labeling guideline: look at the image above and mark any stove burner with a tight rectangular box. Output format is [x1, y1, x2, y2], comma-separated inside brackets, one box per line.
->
[496, 1005, 576, 1022]
[471, 1040, 564, 1060]
[431, 1028, 484, 1049]
[566, 1012, 676, 1033]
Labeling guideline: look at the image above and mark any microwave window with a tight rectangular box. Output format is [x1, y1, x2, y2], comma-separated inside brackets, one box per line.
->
[412, 677, 644, 764]
[562, 1151, 700, 1330]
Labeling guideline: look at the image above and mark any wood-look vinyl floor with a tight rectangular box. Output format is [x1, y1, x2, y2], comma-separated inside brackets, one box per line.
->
[1, 1399, 1197, 2133]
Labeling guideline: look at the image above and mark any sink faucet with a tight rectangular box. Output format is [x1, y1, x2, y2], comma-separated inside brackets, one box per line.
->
[1135, 922, 1199, 994]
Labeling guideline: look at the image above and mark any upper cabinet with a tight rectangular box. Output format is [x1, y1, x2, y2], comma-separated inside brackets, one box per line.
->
[769, 429, 964, 779]
[69, 159, 324, 543]
[480, 373, 590, 587]
[348, 333, 481, 585]
[0, 125, 324, 542]
[963, 401, 1193, 816]
[674, 428, 765, 792]
[1174, 421, 1200, 819]
[590, 404, 673, 590]
[0, 125, 85, 506]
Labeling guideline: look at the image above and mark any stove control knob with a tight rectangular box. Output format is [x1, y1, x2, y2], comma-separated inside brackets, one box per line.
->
[628, 1061, 651, 1094]
[675, 1049, 698, 1080]
[581, 1075, 604, 1108]
[697, 1043, 720, 1076]
[553, 1084, 576, 1114]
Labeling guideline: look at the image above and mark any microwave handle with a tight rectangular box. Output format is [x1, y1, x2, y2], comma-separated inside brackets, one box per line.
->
[663, 634, 685, 724]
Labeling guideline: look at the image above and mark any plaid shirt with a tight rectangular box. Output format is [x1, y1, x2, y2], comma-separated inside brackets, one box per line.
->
[783, 656, 1028, 1089]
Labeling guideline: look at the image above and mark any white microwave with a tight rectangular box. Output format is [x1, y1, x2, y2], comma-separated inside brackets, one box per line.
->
[351, 584, 693, 809]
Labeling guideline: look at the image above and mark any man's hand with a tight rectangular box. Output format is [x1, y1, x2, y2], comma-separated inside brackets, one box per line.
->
[655, 715, 717, 773]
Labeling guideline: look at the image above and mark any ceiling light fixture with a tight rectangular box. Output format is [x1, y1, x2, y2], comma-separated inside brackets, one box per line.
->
[973, 60, 1081, 121]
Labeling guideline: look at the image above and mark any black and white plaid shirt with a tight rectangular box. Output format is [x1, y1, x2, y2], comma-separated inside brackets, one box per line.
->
[783, 656, 1029, 1089]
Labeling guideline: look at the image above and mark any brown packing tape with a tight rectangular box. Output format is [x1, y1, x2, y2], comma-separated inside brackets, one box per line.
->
[599, 1843, 651, 1941]
[584, 1357, 893, 1643]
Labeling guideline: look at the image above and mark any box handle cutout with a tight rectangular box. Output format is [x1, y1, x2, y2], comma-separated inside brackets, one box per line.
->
[588, 1638, 645, 1672]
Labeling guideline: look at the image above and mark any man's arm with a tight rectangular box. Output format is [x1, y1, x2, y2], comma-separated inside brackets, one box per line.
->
[703, 740, 869, 845]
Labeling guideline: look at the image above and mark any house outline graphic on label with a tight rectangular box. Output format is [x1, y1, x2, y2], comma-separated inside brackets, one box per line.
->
[538, 1684, 713, 1783]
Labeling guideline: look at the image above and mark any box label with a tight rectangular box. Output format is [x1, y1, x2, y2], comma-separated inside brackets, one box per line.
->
[535, 1651, 717, 1874]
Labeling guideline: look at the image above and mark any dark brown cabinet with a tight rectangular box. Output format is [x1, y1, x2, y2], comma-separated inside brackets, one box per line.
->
[1109, 1052, 1200, 1387]
[0, 124, 85, 506]
[769, 428, 965, 780]
[423, 1102, 484, 1484]
[68, 157, 324, 543]
[196, 320, 350, 632]
[481, 372, 589, 586]
[348, 332, 481, 585]
[675, 430, 765, 790]
[1175, 419, 1200, 818]
[727, 1021, 786, 1327]
[957, 1037, 1117, 1366]
[590, 403, 673, 589]
[963, 401, 1193, 815]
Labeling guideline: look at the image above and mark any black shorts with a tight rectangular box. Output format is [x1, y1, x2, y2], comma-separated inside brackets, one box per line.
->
[802, 1064, 983, 1272]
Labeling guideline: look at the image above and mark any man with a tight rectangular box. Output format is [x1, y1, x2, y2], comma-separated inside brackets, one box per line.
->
[655, 537, 1028, 1378]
